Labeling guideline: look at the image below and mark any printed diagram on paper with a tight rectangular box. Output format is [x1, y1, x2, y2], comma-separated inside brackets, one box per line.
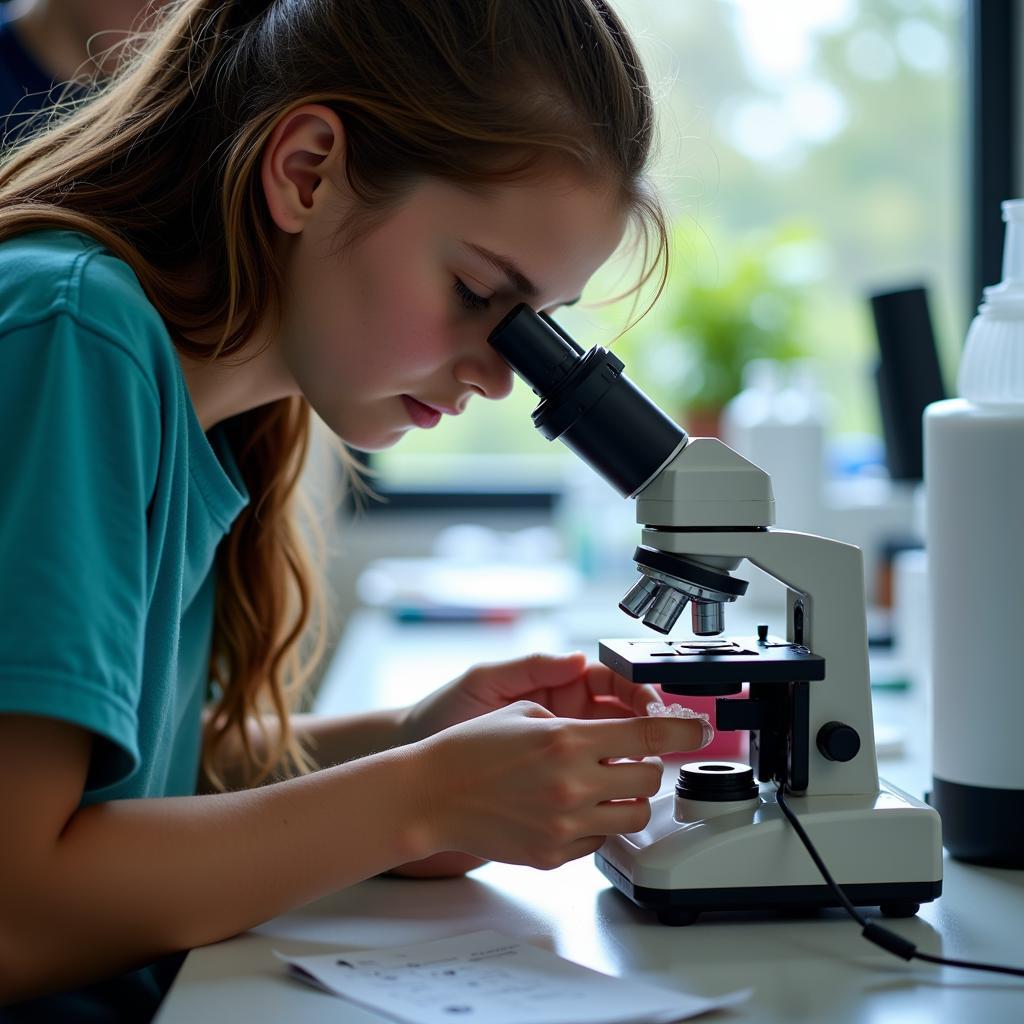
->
[277, 929, 750, 1024]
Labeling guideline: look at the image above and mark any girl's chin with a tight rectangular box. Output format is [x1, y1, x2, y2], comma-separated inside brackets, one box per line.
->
[341, 425, 412, 453]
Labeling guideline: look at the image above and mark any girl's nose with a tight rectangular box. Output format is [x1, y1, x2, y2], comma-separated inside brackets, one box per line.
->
[453, 350, 515, 401]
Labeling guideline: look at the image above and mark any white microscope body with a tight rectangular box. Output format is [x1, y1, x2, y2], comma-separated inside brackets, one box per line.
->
[597, 438, 943, 925]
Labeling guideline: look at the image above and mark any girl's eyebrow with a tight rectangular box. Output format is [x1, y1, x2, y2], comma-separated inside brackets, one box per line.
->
[460, 240, 582, 307]
[461, 240, 538, 298]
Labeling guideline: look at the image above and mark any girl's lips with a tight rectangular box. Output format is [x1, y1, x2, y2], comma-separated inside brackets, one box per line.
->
[402, 394, 443, 428]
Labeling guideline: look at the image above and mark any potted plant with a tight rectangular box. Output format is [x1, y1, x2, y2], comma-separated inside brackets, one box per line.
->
[635, 222, 813, 436]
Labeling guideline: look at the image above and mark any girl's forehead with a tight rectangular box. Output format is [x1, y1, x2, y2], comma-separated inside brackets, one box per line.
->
[386, 173, 628, 305]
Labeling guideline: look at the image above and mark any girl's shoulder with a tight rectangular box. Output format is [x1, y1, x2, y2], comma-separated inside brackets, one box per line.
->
[0, 226, 108, 279]
[0, 226, 100, 285]
[0, 228, 177, 388]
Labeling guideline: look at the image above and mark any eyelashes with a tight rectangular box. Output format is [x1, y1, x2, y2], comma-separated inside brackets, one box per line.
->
[453, 277, 490, 311]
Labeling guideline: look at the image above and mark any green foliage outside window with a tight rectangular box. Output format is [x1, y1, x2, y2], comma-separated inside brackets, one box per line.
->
[637, 222, 814, 418]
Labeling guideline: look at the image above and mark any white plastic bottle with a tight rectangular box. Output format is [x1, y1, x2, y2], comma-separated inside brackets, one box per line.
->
[924, 199, 1024, 866]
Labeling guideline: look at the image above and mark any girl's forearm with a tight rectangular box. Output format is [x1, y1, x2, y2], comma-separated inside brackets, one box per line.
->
[198, 705, 410, 793]
[2, 742, 435, 1006]
[291, 706, 411, 766]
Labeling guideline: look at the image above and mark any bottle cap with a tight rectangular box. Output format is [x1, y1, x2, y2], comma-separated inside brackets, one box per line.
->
[978, 200, 1024, 315]
[958, 199, 1024, 406]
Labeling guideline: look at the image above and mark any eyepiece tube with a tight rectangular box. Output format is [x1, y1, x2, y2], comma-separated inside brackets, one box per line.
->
[487, 304, 687, 497]
[487, 304, 582, 397]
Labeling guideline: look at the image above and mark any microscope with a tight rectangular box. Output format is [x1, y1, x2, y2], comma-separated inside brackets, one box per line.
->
[489, 304, 942, 926]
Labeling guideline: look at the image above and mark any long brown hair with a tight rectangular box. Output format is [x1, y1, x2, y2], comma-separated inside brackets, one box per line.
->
[0, 0, 669, 788]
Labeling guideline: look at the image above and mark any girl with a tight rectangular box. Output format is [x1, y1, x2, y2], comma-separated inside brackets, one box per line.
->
[0, 0, 708, 1018]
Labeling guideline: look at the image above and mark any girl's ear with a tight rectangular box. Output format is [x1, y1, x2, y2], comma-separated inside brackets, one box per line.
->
[261, 104, 347, 234]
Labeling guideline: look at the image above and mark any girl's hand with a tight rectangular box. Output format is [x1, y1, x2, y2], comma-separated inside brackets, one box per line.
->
[386, 850, 489, 879]
[392, 653, 678, 876]
[414, 700, 707, 870]
[400, 651, 662, 745]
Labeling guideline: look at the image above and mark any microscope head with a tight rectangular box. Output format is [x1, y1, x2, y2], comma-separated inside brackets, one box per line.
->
[488, 304, 775, 638]
[626, 436, 775, 635]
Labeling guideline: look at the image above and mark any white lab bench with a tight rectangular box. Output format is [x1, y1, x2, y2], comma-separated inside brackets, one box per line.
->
[154, 601, 1024, 1023]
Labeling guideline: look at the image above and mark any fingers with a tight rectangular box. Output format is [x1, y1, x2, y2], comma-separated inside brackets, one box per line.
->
[584, 714, 710, 758]
[585, 701, 634, 721]
[634, 683, 664, 712]
[506, 699, 556, 720]
[531, 765, 663, 868]
[477, 652, 588, 701]
[591, 798, 654, 837]
[532, 816, 646, 870]
[597, 758, 663, 800]
[521, 651, 587, 690]
[581, 664, 661, 716]
[466, 654, 657, 719]
[541, 834, 606, 869]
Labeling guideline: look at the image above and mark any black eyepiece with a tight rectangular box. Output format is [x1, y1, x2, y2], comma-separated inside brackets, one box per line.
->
[487, 304, 687, 497]
[487, 304, 583, 396]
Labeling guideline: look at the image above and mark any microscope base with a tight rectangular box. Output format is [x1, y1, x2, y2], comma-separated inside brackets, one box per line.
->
[596, 777, 942, 925]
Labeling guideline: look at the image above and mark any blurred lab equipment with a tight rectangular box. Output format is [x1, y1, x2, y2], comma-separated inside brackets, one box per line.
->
[357, 523, 579, 621]
[870, 285, 948, 482]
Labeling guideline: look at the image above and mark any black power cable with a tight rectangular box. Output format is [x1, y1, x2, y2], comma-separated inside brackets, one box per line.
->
[774, 783, 1024, 978]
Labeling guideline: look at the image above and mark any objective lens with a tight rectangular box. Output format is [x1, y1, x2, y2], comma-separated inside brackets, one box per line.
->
[619, 576, 660, 618]
[642, 586, 689, 634]
[692, 601, 725, 636]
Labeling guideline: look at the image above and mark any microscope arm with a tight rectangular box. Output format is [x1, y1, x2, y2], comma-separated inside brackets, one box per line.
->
[648, 528, 879, 798]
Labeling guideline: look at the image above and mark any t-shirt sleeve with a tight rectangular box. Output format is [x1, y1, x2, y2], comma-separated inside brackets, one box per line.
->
[0, 312, 160, 791]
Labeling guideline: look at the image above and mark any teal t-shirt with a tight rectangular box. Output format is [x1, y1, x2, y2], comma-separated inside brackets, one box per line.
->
[0, 229, 250, 1020]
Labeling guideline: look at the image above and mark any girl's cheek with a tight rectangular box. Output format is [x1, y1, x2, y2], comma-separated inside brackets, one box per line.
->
[400, 328, 450, 374]
[385, 295, 455, 369]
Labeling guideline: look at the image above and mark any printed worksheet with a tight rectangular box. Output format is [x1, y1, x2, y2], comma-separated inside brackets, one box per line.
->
[277, 929, 749, 1024]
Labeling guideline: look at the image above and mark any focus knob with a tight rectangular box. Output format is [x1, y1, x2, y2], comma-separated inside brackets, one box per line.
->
[816, 721, 861, 762]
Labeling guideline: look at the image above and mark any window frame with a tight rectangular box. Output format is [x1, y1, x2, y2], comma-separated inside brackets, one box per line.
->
[969, 0, 1017, 316]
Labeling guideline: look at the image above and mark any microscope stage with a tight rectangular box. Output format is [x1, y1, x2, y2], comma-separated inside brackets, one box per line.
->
[599, 636, 825, 687]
